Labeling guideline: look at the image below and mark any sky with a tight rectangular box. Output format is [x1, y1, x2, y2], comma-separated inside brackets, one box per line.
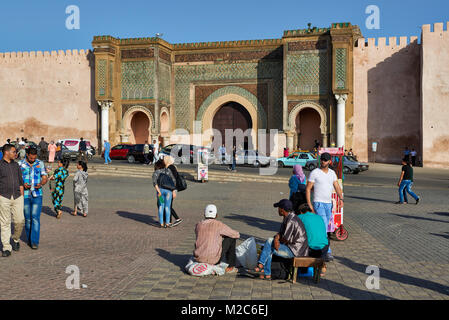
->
[0, 0, 448, 52]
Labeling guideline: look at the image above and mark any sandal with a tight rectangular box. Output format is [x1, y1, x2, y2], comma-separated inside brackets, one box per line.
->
[56, 211, 62, 219]
[251, 264, 265, 273]
[259, 274, 272, 280]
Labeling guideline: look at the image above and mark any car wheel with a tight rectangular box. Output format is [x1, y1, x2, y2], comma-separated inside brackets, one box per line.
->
[277, 161, 284, 168]
[307, 163, 316, 171]
[253, 161, 261, 168]
[343, 166, 352, 174]
[127, 155, 135, 163]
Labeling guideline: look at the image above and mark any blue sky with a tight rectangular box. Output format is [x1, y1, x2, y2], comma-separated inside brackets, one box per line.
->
[0, 0, 447, 51]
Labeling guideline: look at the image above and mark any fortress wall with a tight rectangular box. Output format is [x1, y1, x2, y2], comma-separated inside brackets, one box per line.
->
[0, 49, 98, 147]
[421, 22, 449, 168]
[353, 36, 421, 164]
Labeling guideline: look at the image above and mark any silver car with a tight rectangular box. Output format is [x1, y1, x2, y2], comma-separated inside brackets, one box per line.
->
[231, 150, 276, 168]
[343, 156, 369, 174]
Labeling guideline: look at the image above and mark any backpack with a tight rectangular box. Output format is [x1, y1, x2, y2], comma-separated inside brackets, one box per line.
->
[270, 255, 292, 280]
[157, 170, 176, 191]
[176, 174, 187, 192]
[291, 190, 307, 214]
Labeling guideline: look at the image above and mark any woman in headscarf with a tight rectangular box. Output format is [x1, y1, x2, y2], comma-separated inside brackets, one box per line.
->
[289, 164, 307, 199]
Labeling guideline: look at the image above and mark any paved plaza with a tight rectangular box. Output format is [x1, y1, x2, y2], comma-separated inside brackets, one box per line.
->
[0, 161, 448, 300]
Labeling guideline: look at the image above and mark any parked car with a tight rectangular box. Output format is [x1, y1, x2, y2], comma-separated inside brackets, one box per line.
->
[126, 144, 154, 163]
[343, 156, 369, 174]
[277, 152, 317, 168]
[59, 139, 95, 158]
[102, 144, 134, 160]
[304, 159, 319, 171]
[229, 150, 276, 168]
[60, 144, 82, 161]
[160, 144, 215, 164]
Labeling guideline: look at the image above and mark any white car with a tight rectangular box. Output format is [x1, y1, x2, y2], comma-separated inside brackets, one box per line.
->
[59, 139, 95, 158]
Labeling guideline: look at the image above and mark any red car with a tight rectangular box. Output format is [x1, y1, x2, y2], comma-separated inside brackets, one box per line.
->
[102, 144, 134, 160]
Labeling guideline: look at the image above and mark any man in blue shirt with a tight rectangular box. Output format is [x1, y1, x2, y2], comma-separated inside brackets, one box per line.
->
[297, 203, 329, 259]
[104, 140, 112, 165]
[19, 147, 47, 250]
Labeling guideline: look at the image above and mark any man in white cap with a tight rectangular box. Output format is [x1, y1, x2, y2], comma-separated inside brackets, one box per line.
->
[193, 204, 240, 273]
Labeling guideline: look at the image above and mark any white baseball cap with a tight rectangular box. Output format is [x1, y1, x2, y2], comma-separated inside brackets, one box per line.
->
[204, 204, 217, 219]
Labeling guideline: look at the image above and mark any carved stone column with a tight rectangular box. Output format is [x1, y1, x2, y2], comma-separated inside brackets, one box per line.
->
[335, 94, 348, 148]
[286, 131, 295, 151]
[98, 101, 113, 148]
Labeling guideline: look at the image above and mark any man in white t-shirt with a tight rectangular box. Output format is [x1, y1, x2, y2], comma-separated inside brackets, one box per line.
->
[305, 152, 344, 262]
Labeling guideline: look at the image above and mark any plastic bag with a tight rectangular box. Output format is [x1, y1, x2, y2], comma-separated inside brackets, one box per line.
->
[185, 257, 228, 277]
[235, 237, 258, 269]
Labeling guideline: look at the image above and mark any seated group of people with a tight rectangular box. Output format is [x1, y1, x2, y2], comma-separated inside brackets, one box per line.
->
[192, 199, 329, 280]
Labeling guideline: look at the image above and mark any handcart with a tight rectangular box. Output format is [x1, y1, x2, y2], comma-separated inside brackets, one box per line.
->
[318, 147, 349, 241]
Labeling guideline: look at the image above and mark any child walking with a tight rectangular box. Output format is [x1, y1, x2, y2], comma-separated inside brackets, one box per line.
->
[72, 161, 89, 217]
[50, 159, 70, 219]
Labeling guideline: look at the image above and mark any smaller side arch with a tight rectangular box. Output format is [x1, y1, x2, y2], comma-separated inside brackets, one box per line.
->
[122, 105, 155, 137]
[288, 101, 327, 134]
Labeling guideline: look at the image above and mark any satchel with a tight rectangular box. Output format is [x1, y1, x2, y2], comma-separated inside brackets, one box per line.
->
[176, 174, 187, 192]
[157, 171, 176, 191]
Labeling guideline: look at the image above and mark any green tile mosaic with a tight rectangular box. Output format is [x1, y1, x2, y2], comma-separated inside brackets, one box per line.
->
[97, 59, 107, 96]
[174, 61, 282, 131]
[335, 48, 347, 90]
[158, 61, 171, 104]
[121, 60, 155, 100]
[287, 52, 329, 95]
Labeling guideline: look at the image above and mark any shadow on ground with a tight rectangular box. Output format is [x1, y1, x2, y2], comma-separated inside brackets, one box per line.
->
[346, 196, 393, 204]
[156, 248, 192, 271]
[225, 213, 280, 233]
[116, 211, 160, 227]
[42, 206, 73, 218]
[335, 256, 449, 296]
[390, 213, 449, 224]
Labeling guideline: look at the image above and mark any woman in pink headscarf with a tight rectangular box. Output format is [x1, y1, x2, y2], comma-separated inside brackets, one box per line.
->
[289, 164, 307, 199]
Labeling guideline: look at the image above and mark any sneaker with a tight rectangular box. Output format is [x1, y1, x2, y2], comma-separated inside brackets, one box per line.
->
[172, 219, 183, 227]
[31, 244, 39, 250]
[2, 250, 11, 257]
[325, 253, 334, 262]
[11, 241, 20, 252]
[395, 201, 404, 204]
[416, 197, 420, 205]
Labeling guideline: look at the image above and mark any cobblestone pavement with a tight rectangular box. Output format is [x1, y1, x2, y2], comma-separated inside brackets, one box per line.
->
[0, 164, 448, 300]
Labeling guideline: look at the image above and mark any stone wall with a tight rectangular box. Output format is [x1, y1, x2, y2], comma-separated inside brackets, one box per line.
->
[0, 50, 98, 148]
[353, 36, 421, 164]
[421, 23, 449, 168]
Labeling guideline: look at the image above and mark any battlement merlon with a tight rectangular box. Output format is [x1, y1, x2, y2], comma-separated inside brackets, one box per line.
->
[355, 35, 420, 50]
[422, 22, 449, 34]
[0, 49, 91, 60]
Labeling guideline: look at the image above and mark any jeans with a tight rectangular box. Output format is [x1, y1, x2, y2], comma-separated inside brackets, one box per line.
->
[220, 237, 236, 267]
[258, 238, 295, 276]
[104, 150, 112, 164]
[23, 196, 43, 246]
[313, 202, 333, 254]
[157, 189, 172, 225]
[399, 180, 419, 203]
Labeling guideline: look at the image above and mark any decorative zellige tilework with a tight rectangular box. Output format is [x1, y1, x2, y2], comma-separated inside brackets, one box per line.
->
[287, 52, 329, 95]
[158, 61, 171, 104]
[335, 48, 347, 90]
[109, 62, 113, 97]
[174, 61, 282, 131]
[121, 60, 155, 100]
[97, 59, 107, 96]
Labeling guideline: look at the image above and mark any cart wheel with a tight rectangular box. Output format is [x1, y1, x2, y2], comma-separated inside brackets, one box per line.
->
[335, 226, 349, 241]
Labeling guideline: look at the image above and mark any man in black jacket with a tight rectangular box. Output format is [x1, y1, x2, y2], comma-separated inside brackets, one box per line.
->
[78, 138, 88, 163]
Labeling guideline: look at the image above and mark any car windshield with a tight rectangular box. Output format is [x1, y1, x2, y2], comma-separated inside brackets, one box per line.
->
[346, 156, 358, 162]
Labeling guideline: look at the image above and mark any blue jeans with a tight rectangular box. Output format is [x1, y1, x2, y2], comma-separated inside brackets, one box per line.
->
[313, 202, 333, 254]
[104, 150, 112, 164]
[24, 196, 43, 246]
[157, 189, 172, 225]
[258, 238, 295, 276]
[399, 180, 419, 203]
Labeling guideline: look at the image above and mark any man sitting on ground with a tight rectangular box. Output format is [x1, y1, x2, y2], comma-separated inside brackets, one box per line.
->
[251, 199, 308, 280]
[193, 204, 240, 273]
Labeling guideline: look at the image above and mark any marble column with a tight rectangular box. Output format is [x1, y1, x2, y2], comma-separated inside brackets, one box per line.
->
[286, 131, 294, 151]
[335, 94, 348, 148]
[98, 101, 113, 149]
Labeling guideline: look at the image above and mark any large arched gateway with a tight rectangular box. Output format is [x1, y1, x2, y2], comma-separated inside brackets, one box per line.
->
[212, 102, 253, 150]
